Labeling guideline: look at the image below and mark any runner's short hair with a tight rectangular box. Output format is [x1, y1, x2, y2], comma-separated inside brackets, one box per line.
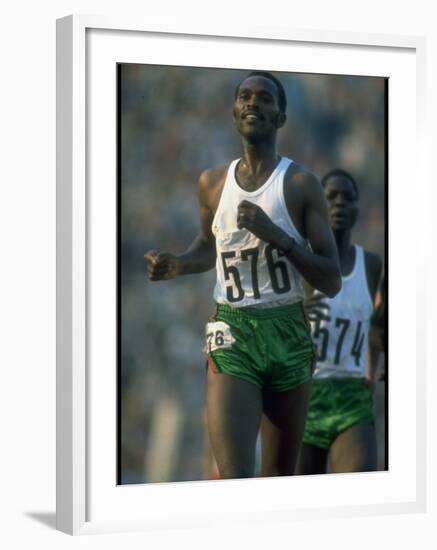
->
[321, 169, 359, 200]
[235, 71, 287, 114]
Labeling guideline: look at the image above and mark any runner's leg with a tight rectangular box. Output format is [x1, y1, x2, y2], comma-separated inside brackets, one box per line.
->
[261, 379, 312, 476]
[207, 369, 262, 479]
[295, 442, 328, 475]
[329, 421, 377, 473]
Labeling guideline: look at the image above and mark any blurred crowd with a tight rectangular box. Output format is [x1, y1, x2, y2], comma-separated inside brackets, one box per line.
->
[119, 64, 386, 484]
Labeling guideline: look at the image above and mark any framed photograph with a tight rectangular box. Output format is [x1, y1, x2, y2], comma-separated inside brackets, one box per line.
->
[56, 15, 426, 535]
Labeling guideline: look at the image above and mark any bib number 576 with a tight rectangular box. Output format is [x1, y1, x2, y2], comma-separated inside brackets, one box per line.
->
[221, 245, 291, 302]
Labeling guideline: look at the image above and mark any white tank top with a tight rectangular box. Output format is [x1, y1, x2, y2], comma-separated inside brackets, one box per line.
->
[311, 245, 373, 379]
[212, 157, 307, 308]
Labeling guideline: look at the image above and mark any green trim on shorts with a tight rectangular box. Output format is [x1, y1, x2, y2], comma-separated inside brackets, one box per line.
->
[207, 302, 315, 392]
[303, 377, 374, 450]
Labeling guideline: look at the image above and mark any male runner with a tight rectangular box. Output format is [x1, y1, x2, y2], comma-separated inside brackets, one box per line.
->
[145, 71, 341, 479]
[296, 169, 383, 474]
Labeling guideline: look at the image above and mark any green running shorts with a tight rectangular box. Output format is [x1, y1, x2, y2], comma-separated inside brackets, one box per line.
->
[206, 302, 315, 392]
[303, 377, 374, 449]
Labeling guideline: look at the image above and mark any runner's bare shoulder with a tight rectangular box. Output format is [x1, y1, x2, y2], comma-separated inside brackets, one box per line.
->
[285, 162, 321, 199]
[199, 165, 229, 211]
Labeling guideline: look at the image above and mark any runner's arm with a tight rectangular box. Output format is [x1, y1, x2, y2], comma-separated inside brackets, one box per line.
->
[279, 172, 341, 297]
[176, 170, 217, 274]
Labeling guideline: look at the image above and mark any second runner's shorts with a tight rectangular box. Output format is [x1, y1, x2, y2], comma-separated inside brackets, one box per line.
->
[302, 377, 374, 449]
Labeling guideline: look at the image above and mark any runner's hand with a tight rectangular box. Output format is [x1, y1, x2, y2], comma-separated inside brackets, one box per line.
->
[237, 200, 289, 248]
[304, 292, 331, 322]
[144, 250, 179, 281]
[377, 367, 386, 382]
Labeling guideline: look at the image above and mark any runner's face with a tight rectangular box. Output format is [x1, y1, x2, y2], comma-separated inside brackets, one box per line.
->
[324, 176, 358, 232]
[233, 76, 285, 141]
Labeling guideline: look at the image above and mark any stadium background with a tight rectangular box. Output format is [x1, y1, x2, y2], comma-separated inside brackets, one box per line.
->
[119, 64, 386, 484]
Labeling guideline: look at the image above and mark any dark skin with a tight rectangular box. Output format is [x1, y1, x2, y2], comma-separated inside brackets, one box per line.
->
[370, 268, 386, 356]
[295, 174, 383, 475]
[145, 75, 341, 479]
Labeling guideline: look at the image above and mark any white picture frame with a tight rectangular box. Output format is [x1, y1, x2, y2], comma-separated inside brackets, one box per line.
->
[56, 14, 427, 536]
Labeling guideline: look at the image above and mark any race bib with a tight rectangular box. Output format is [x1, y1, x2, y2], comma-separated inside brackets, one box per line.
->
[203, 321, 235, 353]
